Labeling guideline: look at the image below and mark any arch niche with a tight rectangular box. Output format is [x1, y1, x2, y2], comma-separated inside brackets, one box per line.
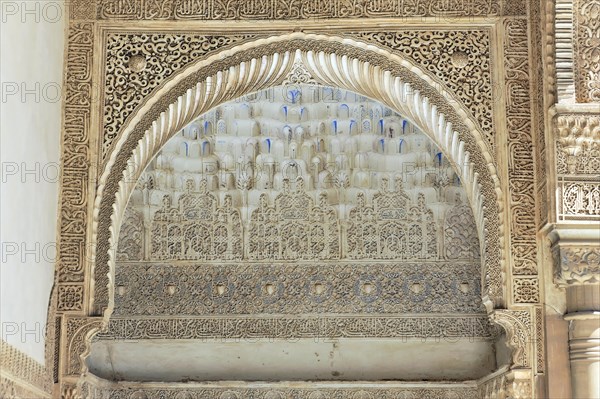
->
[92, 34, 505, 317]
[82, 33, 513, 392]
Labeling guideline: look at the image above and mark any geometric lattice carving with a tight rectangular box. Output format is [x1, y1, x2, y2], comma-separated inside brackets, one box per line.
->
[513, 277, 541, 304]
[150, 181, 243, 261]
[249, 179, 339, 260]
[348, 179, 436, 260]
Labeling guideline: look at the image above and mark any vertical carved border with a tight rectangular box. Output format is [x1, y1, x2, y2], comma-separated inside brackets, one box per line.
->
[529, 0, 549, 229]
[57, 22, 94, 311]
[573, 0, 600, 103]
[502, 17, 540, 303]
[535, 307, 545, 374]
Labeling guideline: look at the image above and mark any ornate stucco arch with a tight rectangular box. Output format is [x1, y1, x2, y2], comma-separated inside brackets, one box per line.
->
[89, 33, 506, 322]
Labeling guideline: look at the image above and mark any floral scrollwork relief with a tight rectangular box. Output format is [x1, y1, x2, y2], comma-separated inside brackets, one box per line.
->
[553, 246, 600, 285]
[556, 114, 600, 174]
[574, 0, 600, 102]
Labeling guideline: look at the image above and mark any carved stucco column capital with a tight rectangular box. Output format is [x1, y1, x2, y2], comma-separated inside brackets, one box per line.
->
[547, 226, 600, 399]
[547, 225, 600, 286]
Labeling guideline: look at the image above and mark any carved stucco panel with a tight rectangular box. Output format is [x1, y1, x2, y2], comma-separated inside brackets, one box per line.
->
[63, 317, 104, 377]
[82, 384, 481, 398]
[97, 315, 498, 340]
[491, 309, 533, 369]
[574, 0, 600, 102]
[556, 114, 600, 175]
[352, 30, 495, 150]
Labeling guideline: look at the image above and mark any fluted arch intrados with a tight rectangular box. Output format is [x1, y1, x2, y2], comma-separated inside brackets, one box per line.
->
[91, 33, 506, 321]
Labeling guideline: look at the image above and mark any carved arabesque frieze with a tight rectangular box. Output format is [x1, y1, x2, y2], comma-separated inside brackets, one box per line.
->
[97, 315, 498, 340]
[554, 114, 600, 225]
[113, 261, 484, 315]
[82, 383, 481, 399]
[559, 180, 600, 218]
[574, 0, 600, 103]
[553, 245, 600, 286]
[95, 0, 502, 20]
[556, 140, 600, 175]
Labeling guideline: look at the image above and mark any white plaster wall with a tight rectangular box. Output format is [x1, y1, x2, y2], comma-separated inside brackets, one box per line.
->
[0, 1, 65, 363]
